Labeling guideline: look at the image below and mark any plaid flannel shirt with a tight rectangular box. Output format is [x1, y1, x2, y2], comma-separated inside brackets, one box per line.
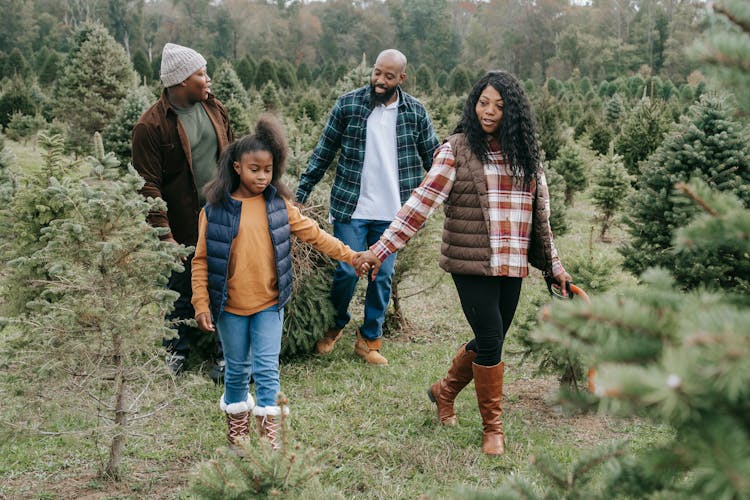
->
[295, 86, 439, 222]
[371, 141, 565, 278]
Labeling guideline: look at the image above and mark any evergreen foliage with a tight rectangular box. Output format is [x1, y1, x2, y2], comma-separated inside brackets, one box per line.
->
[590, 148, 631, 241]
[550, 142, 587, 205]
[620, 93, 750, 292]
[0, 133, 186, 479]
[255, 57, 279, 88]
[190, 395, 324, 498]
[54, 23, 137, 154]
[604, 93, 625, 131]
[0, 77, 36, 128]
[281, 200, 336, 359]
[535, 243, 750, 497]
[103, 85, 153, 162]
[446, 66, 472, 96]
[5, 112, 47, 143]
[533, 89, 565, 162]
[131, 49, 151, 83]
[235, 56, 255, 89]
[545, 166, 568, 236]
[0, 134, 79, 313]
[613, 97, 671, 177]
[38, 50, 61, 87]
[691, 0, 750, 113]
[211, 61, 252, 135]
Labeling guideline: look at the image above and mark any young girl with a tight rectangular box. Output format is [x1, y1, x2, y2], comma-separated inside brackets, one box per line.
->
[192, 114, 363, 449]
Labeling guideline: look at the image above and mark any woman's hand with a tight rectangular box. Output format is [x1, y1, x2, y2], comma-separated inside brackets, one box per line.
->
[196, 312, 215, 332]
[352, 252, 372, 277]
[355, 250, 383, 281]
[553, 271, 572, 298]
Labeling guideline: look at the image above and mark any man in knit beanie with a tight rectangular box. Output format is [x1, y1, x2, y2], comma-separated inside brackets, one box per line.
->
[132, 43, 234, 379]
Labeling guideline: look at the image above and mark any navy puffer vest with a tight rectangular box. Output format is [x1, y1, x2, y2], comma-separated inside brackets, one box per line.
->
[204, 185, 293, 321]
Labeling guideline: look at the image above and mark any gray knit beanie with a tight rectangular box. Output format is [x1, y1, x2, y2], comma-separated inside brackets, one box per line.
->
[160, 43, 207, 87]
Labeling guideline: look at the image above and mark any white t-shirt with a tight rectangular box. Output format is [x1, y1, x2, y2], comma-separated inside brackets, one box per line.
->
[351, 98, 401, 221]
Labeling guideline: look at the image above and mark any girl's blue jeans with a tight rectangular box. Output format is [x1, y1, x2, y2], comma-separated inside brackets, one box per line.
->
[216, 305, 283, 407]
[331, 219, 397, 340]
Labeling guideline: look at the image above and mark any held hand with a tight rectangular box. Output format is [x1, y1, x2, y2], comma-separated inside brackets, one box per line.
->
[164, 236, 187, 262]
[352, 252, 371, 278]
[292, 200, 304, 211]
[554, 271, 572, 298]
[196, 312, 215, 332]
[357, 250, 383, 281]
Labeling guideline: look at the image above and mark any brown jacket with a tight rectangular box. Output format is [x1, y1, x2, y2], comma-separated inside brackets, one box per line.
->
[131, 90, 233, 247]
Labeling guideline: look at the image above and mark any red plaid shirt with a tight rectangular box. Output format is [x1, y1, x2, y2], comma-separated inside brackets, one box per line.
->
[371, 141, 565, 277]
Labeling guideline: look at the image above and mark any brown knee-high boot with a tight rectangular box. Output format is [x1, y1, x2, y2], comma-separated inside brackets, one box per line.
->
[427, 343, 477, 426]
[472, 361, 505, 455]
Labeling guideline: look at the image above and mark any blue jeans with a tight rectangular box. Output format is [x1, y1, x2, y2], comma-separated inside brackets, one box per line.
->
[216, 306, 283, 407]
[332, 219, 397, 341]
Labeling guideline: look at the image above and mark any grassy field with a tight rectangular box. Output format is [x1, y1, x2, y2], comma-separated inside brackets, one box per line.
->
[0, 138, 668, 498]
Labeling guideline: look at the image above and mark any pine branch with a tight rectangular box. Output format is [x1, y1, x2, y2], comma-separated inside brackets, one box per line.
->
[675, 182, 719, 216]
[713, 2, 750, 34]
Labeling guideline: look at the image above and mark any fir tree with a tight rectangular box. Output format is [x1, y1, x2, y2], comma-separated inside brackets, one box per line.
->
[211, 61, 253, 135]
[255, 57, 279, 89]
[533, 88, 565, 162]
[103, 85, 153, 162]
[446, 66, 472, 96]
[1, 134, 185, 479]
[54, 23, 137, 154]
[131, 49, 151, 83]
[190, 394, 326, 497]
[6, 47, 30, 78]
[691, 0, 750, 113]
[604, 93, 625, 132]
[276, 60, 298, 89]
[235, 56, 255, 89]
[620, 93, 750, 292]
[415, 63, 435, 93]
[0, 134, 79, 314]
[0, 76, 36, 127]
[534, 184, 750, 497]
[550, 142, 587, 206]
[613, 97, 672, 177]
[591, 148, 631, 241]
[38, 50, 61, 87]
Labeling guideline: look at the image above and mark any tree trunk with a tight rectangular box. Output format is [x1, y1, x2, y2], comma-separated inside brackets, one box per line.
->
[105, 329, 126, 480]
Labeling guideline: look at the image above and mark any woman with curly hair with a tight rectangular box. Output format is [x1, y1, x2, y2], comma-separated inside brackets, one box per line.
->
[357, 71, 570, 455]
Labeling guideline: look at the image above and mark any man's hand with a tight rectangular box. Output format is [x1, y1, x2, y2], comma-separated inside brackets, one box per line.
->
[164, 236, 187, 262]
[355, 250, 383, 281]
[196, 312, 215, 332]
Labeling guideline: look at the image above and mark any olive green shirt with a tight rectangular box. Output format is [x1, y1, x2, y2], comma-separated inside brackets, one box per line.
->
[174, 103, 219, 203]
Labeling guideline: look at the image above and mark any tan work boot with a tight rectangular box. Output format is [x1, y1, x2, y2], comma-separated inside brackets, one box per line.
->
[354, 328, 388, 365]
[315, 327, 343, 355]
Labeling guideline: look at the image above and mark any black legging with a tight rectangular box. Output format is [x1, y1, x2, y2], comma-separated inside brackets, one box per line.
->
[451, 274, 523, 366]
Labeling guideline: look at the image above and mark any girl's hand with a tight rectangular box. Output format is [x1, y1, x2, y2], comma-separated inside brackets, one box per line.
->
[352, 252, 371, 277]
[196, 312, 215, 332]
[356, 250, 383, 281]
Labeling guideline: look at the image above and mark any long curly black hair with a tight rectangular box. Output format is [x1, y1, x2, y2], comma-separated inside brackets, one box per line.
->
[454, 70, 540, 187]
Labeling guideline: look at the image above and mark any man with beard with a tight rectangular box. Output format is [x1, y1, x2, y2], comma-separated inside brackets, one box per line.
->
[296, 49, 439, 365]
[132, 43, 233, 378]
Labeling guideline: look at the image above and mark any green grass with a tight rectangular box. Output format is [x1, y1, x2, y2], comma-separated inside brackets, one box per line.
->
[0, 138, 667, 498]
